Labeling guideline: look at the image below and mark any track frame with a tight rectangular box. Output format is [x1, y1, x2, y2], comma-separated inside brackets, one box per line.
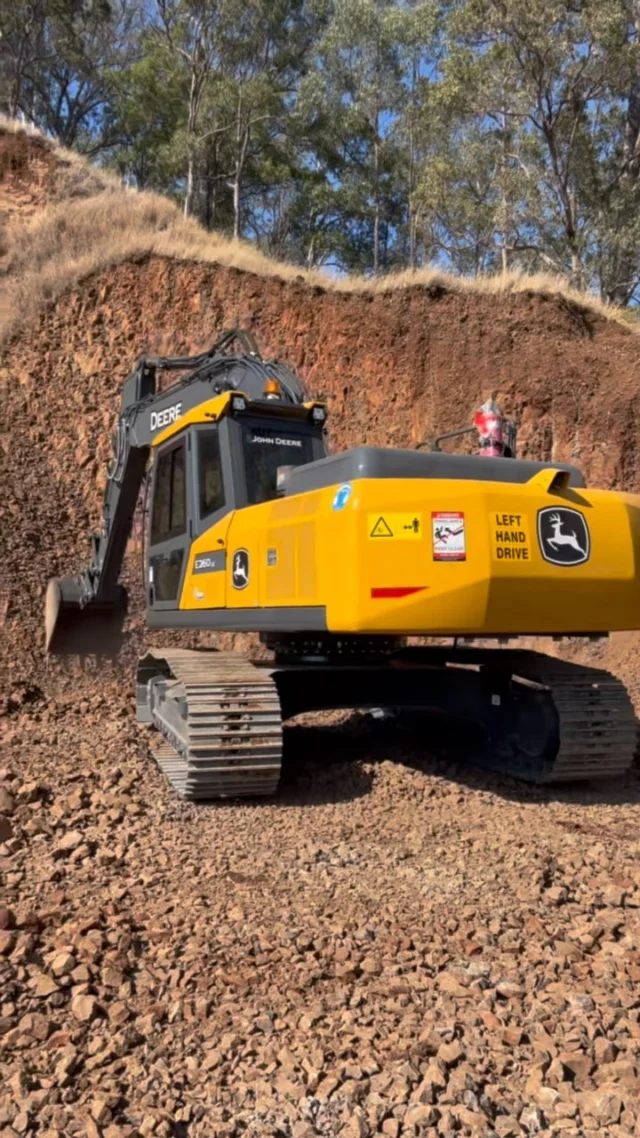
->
[136, 644, 637, 799]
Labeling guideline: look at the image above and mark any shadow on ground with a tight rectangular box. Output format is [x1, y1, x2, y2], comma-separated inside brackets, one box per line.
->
[277, 710, 640, 812]
[391, 715, 640, 809]
[277, 719, 376, 805]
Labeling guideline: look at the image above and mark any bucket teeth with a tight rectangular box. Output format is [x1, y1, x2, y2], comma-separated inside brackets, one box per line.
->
[140, 649, 282, 800]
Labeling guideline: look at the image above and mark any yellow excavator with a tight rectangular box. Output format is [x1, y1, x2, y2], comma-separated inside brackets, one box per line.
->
[46, 330, 640, 798]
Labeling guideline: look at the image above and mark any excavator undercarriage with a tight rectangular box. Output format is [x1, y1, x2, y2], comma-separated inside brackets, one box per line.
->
[136, 643, 637, 798]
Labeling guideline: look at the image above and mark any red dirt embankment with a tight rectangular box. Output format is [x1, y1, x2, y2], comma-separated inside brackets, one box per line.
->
[0, 127, 61, 234]
[3, 253, 640, 693]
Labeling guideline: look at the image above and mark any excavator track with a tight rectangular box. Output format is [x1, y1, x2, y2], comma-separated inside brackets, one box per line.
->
[274, 645, 636, 787]
[136, 646, 636, 799]
[462, 649, 637, 784]
[507, 651, 637, 783]
[137, 648, 283, 800]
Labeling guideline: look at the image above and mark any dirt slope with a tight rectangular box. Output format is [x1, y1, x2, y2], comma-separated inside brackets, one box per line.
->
[0, 121, 115, 212]
[0, 127, 60, 235]
[0, 122, 114, 267]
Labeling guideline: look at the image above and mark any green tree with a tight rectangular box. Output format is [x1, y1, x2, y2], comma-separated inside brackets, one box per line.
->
[6, 0, 640, 302]
[302, 0, 411, 274]
[1, 0, 140, 151]
[436, 0, 640, 299]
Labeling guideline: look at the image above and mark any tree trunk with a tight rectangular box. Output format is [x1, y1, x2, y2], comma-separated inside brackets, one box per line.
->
[307, 233, 316, 269]
[184, 67, 199, 219]
[8, 9, 37, 120]
[373, 135, 380, 275]
[369, 9, 385, 276]
[184, 155, 195, 219]
[9, 53, 23, 118]
[408, 208, 416, 271]
[407, 51, 418, 271]
[233, 174, 241, 240]
[183, 44, 207, 221]
[623, 2, 640, 179]
[232, 99, 252, 242]
[209, 175, 217, 231]
[606, 1, 640, 303]
[232, 93, 244, 241]
[570, 248, 581, 286]
[499, 102, 510, 274]
[566, 190, 583, 289]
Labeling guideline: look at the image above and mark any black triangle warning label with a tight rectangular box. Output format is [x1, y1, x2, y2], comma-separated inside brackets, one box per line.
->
[370, 516, 393, 538]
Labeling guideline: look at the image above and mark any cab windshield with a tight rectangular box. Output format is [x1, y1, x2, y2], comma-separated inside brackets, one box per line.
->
[241, 420, 317, 504]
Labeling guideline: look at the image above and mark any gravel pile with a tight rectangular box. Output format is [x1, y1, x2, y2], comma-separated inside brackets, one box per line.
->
[2, 684, 640, 1138]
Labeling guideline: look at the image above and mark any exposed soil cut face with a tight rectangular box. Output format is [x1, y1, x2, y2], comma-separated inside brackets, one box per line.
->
[0, 128, 61, 234]
[0, 127, 114, 270]
[3, 253, 640, 695]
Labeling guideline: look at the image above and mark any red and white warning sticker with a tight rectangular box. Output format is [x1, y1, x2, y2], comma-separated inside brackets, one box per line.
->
[432, 512, 466, 561]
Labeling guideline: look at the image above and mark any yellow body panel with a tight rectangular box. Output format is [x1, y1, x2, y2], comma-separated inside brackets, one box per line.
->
[179, 475, 640, 635]
[227, 492, 323, 609]
[181, 515, 232, 610]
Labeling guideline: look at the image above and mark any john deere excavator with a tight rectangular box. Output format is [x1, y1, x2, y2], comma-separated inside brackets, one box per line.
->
[46, 330, 640, 798]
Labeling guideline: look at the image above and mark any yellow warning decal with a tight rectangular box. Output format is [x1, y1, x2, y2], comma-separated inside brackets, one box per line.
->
[368, 514, 423, 540]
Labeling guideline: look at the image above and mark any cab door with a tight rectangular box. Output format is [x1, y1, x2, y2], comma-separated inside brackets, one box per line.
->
[182, 426, 232, 611]
[224, 414, 322, 610]
[148, 436, 192, 613]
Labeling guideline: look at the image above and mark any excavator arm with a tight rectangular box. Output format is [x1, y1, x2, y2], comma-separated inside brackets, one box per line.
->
[45, 329, 309, 653]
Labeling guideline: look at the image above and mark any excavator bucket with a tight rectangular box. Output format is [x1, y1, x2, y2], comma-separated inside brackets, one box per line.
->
[45, 577, 127, 656]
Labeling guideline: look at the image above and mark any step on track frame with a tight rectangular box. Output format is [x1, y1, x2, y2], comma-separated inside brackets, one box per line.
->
[137, 648, 283, 799]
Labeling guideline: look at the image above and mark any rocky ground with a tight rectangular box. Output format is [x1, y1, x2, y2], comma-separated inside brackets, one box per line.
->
[2, 682, 640, 1138]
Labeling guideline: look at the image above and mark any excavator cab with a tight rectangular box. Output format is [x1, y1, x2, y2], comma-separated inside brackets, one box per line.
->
[45, 331, 327, 655]
[146, 402, 326, 616]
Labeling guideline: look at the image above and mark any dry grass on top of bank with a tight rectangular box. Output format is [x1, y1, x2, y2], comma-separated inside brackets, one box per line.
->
[1, 116, 635, 344]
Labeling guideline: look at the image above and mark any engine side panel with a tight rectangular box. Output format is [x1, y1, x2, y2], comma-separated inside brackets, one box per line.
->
[177, 476, 640, 636]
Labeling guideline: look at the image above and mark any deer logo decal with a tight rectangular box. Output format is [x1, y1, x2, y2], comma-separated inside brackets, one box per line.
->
[537, 507, 590, 566]
[232, 549, 250, 589]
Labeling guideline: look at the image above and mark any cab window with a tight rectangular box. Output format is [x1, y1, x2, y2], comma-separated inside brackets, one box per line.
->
[197, 429, 225, 518]
[241, 421, 316, 504]
[151, 442, 186, 544]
